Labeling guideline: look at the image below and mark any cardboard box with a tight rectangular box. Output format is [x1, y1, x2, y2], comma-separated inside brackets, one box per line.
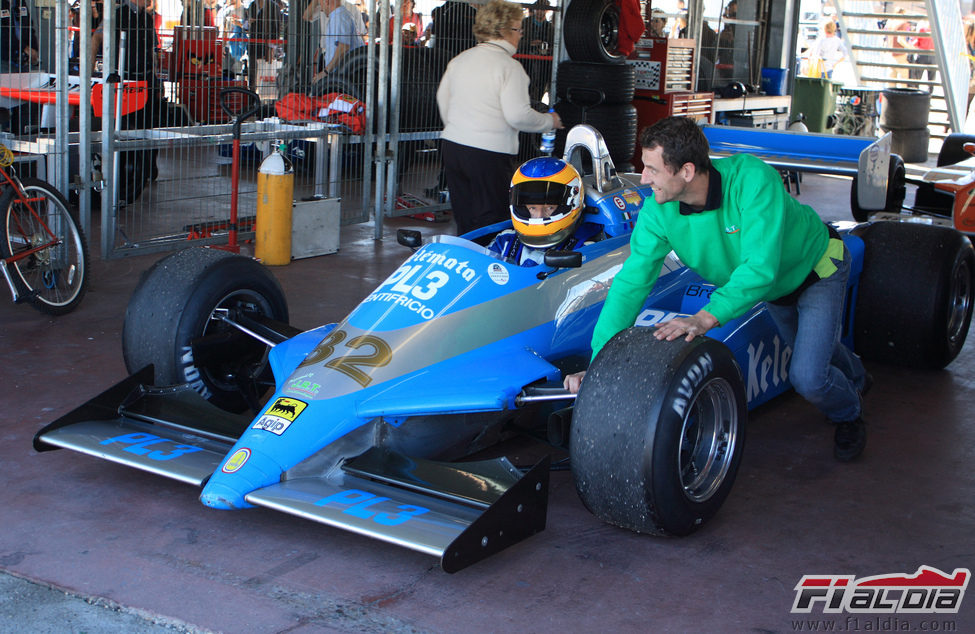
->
[291, 197, 340, 260]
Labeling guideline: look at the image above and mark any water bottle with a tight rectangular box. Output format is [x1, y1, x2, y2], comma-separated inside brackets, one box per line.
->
[539, 108, 556, 156]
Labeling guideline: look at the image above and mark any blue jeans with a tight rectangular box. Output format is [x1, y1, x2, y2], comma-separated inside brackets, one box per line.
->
[764, 244, 866, 423]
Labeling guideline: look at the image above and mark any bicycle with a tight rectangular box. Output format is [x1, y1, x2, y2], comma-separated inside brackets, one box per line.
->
[0, 111, 89, 315]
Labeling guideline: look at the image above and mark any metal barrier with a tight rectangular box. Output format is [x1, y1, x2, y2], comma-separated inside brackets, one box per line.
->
[1, 1, 558, 259]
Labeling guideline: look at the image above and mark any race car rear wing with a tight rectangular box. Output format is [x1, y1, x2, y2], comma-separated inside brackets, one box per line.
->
[701, 125, 892, 212]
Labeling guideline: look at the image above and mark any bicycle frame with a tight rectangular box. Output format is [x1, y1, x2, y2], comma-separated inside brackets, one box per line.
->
[0, 161, 66, 304]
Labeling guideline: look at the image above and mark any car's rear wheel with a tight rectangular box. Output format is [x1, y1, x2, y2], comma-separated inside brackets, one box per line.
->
[850, 154, 906, 222]
[571, 329, 746, 535]
[853, 222, 975, 369]
[123, 247, 289, 412]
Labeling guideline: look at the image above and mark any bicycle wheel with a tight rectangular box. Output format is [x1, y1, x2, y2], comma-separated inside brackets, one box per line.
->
[0, 178, 89, 315]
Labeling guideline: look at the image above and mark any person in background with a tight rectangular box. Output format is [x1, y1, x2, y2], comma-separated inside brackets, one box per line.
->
[0, 0, 40, 72]
[887, 8, 912, 86]
[909, 20, 935, 83]
[615, 0, 643, 57]
[519, 0, 554, 102]
[247, 0, 284, 90]
[389, 0, 423, 45]
[648, 8, 668, 38]
[304, 0, 365, 84]
[563, 117, 871, 462]
[431, 0, 477, 66]
[809, 19, 847, 79]
[436, 0, 563, 235]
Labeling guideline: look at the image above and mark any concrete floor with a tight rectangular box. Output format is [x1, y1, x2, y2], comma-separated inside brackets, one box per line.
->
[1, 173, 974, 633]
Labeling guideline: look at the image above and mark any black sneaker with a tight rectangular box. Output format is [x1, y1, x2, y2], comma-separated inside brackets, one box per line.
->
[834, 418, 867, 461]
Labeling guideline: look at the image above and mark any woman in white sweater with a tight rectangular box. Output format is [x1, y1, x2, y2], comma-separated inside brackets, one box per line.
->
[436, 0, 562, 235]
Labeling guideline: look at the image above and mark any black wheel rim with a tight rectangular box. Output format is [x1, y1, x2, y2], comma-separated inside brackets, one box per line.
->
[948, 256, 973, 346]
[197, 288, 278, 393]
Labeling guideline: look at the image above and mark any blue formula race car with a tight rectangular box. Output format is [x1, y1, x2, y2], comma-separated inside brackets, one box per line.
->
[34, 126, 975, 572]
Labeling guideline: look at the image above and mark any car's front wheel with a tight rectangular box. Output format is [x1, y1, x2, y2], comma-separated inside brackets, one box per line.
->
[571, 329, 747, 535]
[123, 247, 289, 412]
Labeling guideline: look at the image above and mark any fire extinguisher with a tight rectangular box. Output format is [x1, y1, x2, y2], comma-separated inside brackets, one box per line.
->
[255, 140, 295, 266]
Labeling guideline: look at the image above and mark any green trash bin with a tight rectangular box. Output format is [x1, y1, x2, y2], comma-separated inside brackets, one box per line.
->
[791, 77, 838, 133]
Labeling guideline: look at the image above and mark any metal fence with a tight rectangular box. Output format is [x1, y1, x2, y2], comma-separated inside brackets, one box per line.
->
[0, 0, 558, 258]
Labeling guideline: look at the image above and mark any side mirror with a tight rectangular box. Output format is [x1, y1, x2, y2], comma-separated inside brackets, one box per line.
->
[543, 250, 583, 269]
[397, 229, 422, 250]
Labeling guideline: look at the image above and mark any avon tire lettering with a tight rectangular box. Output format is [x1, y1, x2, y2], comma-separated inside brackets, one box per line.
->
[180, 346, 211, 398]
[672, 353, 714, 417]
[99, 432, 203, 461]
[314, 489, 430, 526]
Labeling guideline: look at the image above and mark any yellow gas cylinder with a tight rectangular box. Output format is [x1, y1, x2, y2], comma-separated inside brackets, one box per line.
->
[255, 141, 295, 265]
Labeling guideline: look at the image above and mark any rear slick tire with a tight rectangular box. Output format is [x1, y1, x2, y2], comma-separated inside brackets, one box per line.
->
[853, 222, 975, 369]
[571, 329, 746, 536]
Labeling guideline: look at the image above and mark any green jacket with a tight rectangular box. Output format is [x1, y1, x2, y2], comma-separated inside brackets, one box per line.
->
[591, 153, 829, 358]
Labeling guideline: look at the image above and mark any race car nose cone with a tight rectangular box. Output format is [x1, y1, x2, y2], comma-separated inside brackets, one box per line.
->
[199, 482, 252, 510]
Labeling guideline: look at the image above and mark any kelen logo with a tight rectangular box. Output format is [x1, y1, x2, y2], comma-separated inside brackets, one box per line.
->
[791, 566, 969, 614]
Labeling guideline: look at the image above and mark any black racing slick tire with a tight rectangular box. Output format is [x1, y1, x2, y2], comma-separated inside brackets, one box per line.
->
[571, 329, 747, 536]
[879, 88, 931, 130]
[853, 222, 975, 369]
[123, 247, 289, 412]
[563, 0, 624, 64]
[850, 153, 906, 222]
[555, 61, 635, 105]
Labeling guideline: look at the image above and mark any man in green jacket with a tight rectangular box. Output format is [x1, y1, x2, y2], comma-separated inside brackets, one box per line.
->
[564, 116, 870, 460]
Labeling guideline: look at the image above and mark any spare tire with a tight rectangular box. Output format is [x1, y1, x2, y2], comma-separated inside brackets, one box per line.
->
[879, 88, 931, 130]
[554, 101, 637, 168]
[563, 0, 624, 64]
[555, 61, 635, 104]
[882, 126, 930, 164]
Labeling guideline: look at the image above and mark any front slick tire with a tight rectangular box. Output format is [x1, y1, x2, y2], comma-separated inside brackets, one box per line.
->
[571, 329, 746, 536]
[123, 247, 288, 412]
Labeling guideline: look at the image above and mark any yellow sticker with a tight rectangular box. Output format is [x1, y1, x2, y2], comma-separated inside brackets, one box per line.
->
[265, 397, 308, 422]
[222, 448, 251, 473]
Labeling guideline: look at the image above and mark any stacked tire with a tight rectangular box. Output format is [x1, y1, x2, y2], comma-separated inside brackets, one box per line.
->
[554, 0, 638, 169]
[879, 88, 931, 164]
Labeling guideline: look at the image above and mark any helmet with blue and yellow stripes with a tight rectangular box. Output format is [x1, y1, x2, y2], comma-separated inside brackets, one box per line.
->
[509, 157, 584, 249]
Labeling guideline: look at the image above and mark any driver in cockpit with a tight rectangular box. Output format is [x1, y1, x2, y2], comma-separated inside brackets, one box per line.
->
[489, 156, 600, 265]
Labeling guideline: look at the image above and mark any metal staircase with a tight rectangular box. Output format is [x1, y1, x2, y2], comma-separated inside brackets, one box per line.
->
[834, 0, 970, 146]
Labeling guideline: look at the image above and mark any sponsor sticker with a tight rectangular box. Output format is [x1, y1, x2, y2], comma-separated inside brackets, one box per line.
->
[612, 195, 626, 210]
[252, 397, 307, 435]
[222, 448, 251, 473]
[487, 262, 509, 285]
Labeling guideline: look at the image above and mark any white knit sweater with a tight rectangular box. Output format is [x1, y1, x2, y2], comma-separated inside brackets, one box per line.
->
[437, 39, 554, 155]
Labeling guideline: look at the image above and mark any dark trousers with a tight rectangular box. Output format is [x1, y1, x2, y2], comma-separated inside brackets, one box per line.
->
[441, 139, 515, 235]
